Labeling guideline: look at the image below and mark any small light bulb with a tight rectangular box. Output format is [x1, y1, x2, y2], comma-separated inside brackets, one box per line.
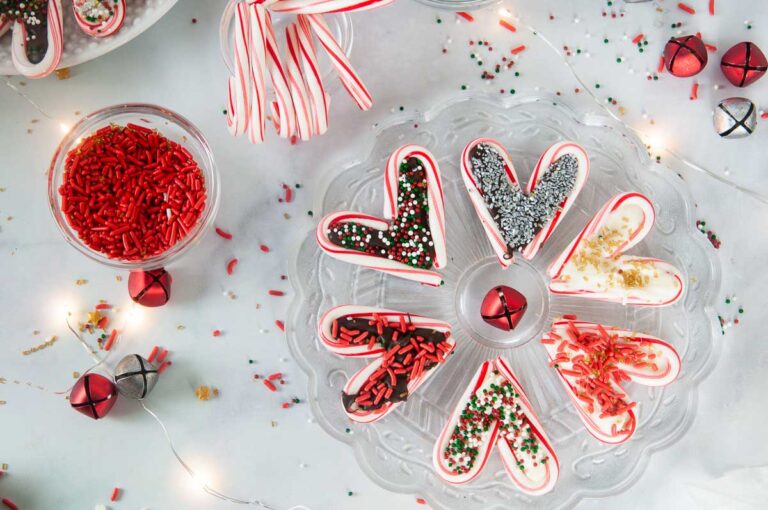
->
[59, 123, 71, 134]
[498, 8, 513, 18]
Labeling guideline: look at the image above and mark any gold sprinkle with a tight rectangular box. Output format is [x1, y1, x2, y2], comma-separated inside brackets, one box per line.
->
[620, 268, 649, 288]
[22, 336, 58, 356]
[283, 213, 291, 220]
[75, 279, 88, 286]
[195, 385, 218, 401]
[115, 275, 123, 282]
[271, 420, 278, 428]
[0, 401, 5, 405]
[255, 303, 261, 310]
[177, 325, 186, 330]
[72, 371, 80, 379]
[55, 67, 71, 80]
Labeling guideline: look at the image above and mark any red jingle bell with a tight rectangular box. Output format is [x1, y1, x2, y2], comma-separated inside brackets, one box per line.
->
[128, 268, 172, 307]
[664, 35, 708, 77]
[70, 373, 118, 420]
[721, 42, 768, 88]
[480, 286, 527, 332]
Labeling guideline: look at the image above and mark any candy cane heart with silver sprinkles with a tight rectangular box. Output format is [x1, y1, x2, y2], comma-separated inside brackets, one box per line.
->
[318, 305, 454, 424]
[460, 139, 589, 268]
[542, 319, 681, 444]
[548, 192, 685, 306]
[317, 145, 447, 286]
[72, 0, 126, 38]
[433, 357, 558, 495]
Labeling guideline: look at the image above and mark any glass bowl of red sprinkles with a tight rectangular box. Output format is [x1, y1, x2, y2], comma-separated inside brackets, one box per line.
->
[47, 104, 219, 269]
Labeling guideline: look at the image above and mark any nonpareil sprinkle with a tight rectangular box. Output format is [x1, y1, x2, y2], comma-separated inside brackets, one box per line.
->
[58, 124, 207, 261]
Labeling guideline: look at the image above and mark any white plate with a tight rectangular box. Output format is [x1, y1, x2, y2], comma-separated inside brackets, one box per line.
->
[0, 0, 177, 75]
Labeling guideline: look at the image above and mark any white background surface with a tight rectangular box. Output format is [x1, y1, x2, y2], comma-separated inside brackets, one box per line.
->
[1, 1, 766, 509]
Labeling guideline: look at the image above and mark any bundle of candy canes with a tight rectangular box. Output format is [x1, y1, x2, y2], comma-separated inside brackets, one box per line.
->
[225, 0, 391, 143]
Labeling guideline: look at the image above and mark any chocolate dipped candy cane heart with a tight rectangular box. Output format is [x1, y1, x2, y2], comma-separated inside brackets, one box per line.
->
[4, 0, 64, 78]
[318, 305, 454, 423]
[434, 357, 559, 495]
[317, 145, 446, 286]
[461, 139, 589, 267]
[542, 319, 681, 444]
[548, 192, 684, 306]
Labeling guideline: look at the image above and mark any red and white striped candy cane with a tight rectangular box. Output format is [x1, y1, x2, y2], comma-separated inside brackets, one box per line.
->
[227, 1, 252, 136]
[285, 22, 314, 141]
[247, 2, 268, 143]
[11, 0, 64, 79]
[305, 14, 372, 110]
[297, 15, 329, 135]
[264, 11, 296, 138]
[268, 0, 393, 14]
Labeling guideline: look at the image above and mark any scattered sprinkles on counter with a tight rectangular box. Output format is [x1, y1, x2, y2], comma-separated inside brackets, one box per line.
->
[215, 226, 233, 240]
[696, 220, 721, 248]
[719, 295, 744, 334]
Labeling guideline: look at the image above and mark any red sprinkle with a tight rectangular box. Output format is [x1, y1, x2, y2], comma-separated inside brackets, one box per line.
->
[215, 227, 233, 240]
[268, 290, 285, 296]
[708, 0, 715, 15]
[511, 44, 526, 55]
[263, 379, 277, 392]
[762, 112, 768, 119]
[704, 43, 717, 52]
[2, 498, 19, 510]
[95, 303, 112, 310]
[268, 372, 282, 381]
[416, 498, 427, 505]
[157, 360, 171, 373]
[690, 82, 699, 100]
[562, 314, 578, 320]
[283, 184, 293, 203]
[157, 349, 169, 363]
[213, 329, 221, 337]
[226, 257, 238, 275]
[658, 56, 665, 73]
[110, 487, 120, 502]
[281, 402, 291, 409]
[457, 12, 474, 22]
[104, 329, 118, 351]
[275, 320, 285, 332]
[632, 33, 644, 44]
[677, 2, 695, 14]
[147, 345, 159, 362]
[499, 19, 517, 33]
[58, 124, 206, 261]
[260, 244, 270, 253]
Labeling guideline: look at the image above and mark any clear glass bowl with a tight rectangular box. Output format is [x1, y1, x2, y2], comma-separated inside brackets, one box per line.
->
[47, 103, 220, 270]
[413, 0, 501, 11]
[287, 94, 721, 509]
[219, 0, 353, 80]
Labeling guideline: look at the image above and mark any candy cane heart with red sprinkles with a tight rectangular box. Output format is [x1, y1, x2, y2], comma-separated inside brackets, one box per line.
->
[316, 144, 447, 287]
[434, 357, 559, 495]
[318, 305, 454, 424]
[542, 319, 681, 444]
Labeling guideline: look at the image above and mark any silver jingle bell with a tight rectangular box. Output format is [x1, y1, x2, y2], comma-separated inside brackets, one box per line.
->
[114, 354, 159, 399]
[714, 97, 757, 139]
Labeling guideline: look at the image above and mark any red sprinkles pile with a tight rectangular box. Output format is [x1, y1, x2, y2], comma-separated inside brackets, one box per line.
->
[59, 124, 206, 261]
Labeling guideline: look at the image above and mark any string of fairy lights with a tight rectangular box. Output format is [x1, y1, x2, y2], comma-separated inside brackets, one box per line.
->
[2, 3, 763, 509]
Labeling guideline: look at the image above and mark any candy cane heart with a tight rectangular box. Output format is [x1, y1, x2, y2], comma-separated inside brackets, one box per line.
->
[461, 139, 588, 267]
[11, 0, 63, 78]
[317, 145, 447, 287]
[542, 319, 681, 444]
[72, 0, 126, 38]
[434, 357, 558, 495]
[318, 305, 454, 424]
[548, 192, 685, 306]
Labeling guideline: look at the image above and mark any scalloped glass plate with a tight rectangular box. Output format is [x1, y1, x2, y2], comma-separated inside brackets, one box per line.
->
[287, 95, 721, 509]
[0, 0, 177, 75]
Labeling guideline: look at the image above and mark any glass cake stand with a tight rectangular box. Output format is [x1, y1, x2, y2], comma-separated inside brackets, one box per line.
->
[286, 94, 721, 509]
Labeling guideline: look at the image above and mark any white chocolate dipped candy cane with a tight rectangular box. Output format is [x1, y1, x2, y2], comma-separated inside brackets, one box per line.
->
[548, 192, 685, 306]
[316, 145, 446, 287]
[268, 0, 394, 14]
[11, 0, 63, 79]
[72, 0, 126, 38]
[305, 13, 372, 110]
[542, 319, 681, 444]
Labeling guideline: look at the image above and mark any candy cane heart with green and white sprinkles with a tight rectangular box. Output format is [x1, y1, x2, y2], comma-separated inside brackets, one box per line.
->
[318, 305, 454, 424]
[542, 319, 681, 444]
[434, 357, 559, 495]
[316, 144, 447, 287]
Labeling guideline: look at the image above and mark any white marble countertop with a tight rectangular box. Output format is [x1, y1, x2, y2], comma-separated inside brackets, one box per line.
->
[1, 1, 766, 509]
